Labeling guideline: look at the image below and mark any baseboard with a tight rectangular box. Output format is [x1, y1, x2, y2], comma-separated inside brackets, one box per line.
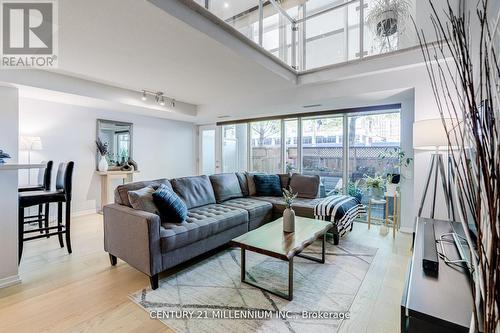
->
[399, 226, 414, 234]
[72, 208, 98, 217]
[0, 274, 21, 289]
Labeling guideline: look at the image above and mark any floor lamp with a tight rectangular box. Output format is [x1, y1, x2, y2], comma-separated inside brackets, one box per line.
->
[20, 136, 43, 184]
[413, 119, 457, 220]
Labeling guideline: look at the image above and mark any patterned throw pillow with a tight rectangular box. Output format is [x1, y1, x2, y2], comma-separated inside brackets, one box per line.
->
[152, 184, 188, 223]
[253, 174, 282, 197]
[127, 186, 159, 215]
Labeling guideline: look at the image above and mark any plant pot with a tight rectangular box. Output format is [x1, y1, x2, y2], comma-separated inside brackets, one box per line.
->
[283, 207, 295, 233]
[386, 183, 398, 196]
[377, 10, 398, 37]
[370, 187, 385, 199]
[98, 155, 109, 172]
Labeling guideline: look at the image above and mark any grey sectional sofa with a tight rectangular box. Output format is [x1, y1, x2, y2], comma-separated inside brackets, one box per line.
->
[103, 172, 344, 290]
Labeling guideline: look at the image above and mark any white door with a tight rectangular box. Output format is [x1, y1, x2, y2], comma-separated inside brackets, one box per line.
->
[198, 125, 221, 175]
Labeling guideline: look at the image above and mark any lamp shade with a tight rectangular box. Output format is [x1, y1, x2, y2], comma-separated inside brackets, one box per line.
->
[413, 118, 461, 151]
[20, 136, 43, 151]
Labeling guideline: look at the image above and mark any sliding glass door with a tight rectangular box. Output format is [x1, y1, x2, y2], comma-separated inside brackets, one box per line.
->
[222, 124, 248, 173]
[250, 120, 282, 173]
[348, 112, 401, 202]
[209, 106, 401, 208]
[301, 116, 344, 196]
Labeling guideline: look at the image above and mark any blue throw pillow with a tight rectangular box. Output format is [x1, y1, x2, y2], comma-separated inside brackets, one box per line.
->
[253, 174, 282, 197]
[152, 184, 188, 223]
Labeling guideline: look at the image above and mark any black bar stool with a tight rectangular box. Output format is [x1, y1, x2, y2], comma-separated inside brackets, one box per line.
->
[18, 161, 53, 234]
[18, 161, 74, 263]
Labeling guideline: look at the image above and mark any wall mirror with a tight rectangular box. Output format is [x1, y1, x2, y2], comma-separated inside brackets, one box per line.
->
[96, 119, 133, 169]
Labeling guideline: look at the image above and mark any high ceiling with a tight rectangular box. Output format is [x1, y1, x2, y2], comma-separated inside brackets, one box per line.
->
[54, 0, 295, 106]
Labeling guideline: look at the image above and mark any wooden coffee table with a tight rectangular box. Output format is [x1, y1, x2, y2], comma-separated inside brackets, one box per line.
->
[230, 216, 332, 301]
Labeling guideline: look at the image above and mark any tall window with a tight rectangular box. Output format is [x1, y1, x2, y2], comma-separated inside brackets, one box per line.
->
[348, 112, 401, 202]
[222, 124, 248, 173]
[302, 116, 344, 195]
[284, 119, 298, 173]
[215, 107, 402, 200]
[250, 120, 281, 173]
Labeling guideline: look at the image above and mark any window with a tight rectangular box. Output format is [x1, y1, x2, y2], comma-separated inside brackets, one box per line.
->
[348, 112, 401, 203]
[222, 124, 248, 173]
[250, 120, 281, 173]
[216, 106, 402, 203]
[284, 119, 299, 173]
[302, 116, 344, 195]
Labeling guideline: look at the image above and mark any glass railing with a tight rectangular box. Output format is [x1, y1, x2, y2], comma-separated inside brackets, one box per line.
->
[192, 0, 431, 72]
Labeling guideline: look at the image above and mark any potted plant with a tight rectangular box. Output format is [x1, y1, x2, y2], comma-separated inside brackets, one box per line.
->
[0, 149, 11, 164]
[347, 181, 364, 202]
[282, 186, 297, 233]
[379, 147, 412, 194]
[362, 174, 385, 199]
[96, 138, 109, 172]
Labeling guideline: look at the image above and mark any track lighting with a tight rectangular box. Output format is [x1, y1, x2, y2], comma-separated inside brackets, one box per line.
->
[139, 89, 175, 108]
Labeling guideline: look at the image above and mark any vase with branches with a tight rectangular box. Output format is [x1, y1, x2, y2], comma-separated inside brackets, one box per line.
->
[96, 138, 109, 172]
[413, 0, 499, 331]
[282, 186, 298, 233]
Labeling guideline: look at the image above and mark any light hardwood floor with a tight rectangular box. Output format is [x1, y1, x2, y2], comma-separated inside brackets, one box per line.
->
[0, 214, 412, 333]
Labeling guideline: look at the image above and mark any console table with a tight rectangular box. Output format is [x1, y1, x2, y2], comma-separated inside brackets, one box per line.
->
[96, 170, 138, 213]
[401, 218, 473, 332]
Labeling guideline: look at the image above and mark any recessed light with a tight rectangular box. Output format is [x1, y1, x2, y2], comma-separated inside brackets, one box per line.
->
[223, 2, 229, 8]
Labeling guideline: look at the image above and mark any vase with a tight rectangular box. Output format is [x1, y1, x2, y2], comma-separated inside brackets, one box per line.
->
[386, 183, 398, 196]
[283, 207, 295, 233]
[98, 155, 108, 172]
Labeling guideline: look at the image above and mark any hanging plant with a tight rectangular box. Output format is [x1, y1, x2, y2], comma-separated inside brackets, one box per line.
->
[366, 0, 411, 38]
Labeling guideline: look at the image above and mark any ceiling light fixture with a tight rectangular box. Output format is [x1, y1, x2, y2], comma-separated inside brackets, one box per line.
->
[140, 90, 175, 108]
[224, 2, 229, 8]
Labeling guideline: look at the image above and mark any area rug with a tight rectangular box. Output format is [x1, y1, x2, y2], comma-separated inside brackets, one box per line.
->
[130, 238, 377, 333]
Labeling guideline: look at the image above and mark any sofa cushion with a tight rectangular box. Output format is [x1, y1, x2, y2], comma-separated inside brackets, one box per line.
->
[115, 178, 171, 207]
[245, 172, 264, 196]
[153, 184, 188, 223]
[253, 174, 282, 197]
[171, 175, 216, 209]
[127, 185, 158, 215]
[278, 173, 291, 190]
[209, 173, 243, 203]
[235, 172, 249, 196]
[290, 174, 320, 198]
[159, 204, 247, 252]
[253, 196, 323, 219]
[222, 197, 273, 230]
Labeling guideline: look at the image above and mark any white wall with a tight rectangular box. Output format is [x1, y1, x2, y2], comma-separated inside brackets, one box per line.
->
[0, 86, 21, 288]
[19, 98, 196, 214]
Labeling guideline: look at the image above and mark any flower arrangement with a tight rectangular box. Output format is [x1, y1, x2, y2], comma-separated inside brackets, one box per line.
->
[282, 186, 298, 209]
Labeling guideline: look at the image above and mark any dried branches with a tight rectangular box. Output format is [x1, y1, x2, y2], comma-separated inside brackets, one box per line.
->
[414, 0, 499, 331]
